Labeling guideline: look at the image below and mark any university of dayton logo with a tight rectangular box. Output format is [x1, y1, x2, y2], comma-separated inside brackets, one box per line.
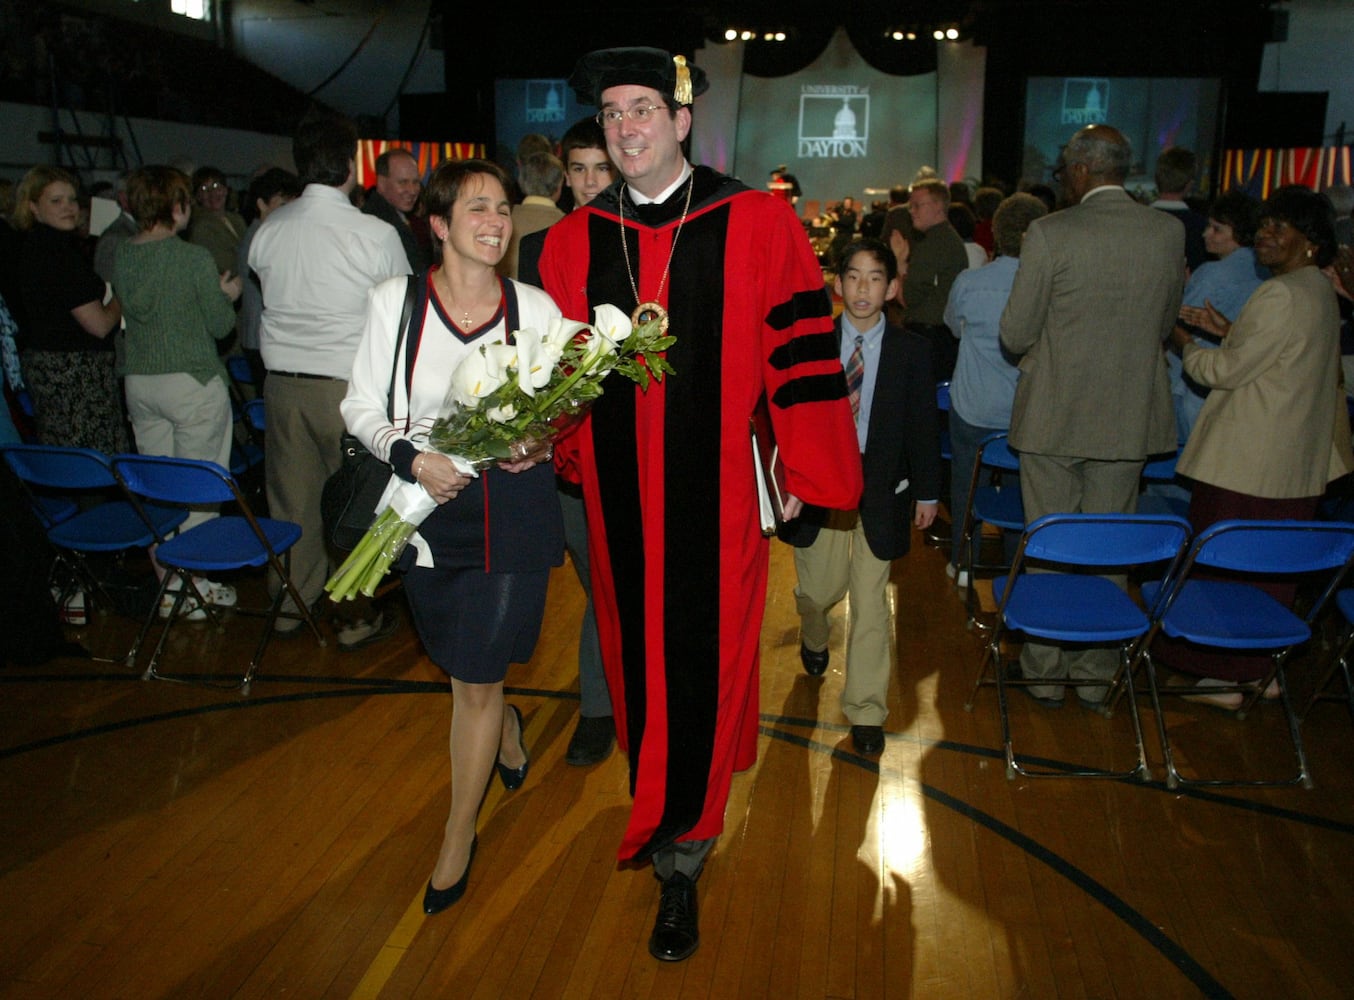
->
[526, 80, 566, 125]
[1061, 78, 1109, 127]
[798, 86, 869, 158]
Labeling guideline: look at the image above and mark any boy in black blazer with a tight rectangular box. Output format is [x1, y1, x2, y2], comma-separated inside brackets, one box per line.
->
[784, 238, 942, 755]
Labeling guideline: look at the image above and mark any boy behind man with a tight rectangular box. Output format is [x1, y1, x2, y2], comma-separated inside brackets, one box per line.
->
[785, 238, 942, 755]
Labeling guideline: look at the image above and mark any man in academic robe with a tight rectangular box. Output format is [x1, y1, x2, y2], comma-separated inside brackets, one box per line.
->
[538, 47, 862, 963]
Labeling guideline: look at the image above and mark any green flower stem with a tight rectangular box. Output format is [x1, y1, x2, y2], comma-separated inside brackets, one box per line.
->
[325, 507, 406, 601]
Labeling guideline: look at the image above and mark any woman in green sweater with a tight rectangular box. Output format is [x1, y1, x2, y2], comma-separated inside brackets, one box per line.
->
[113, 165, 243, 619]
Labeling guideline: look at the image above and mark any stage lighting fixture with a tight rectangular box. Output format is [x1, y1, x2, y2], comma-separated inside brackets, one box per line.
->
[725, 28, 738, 41]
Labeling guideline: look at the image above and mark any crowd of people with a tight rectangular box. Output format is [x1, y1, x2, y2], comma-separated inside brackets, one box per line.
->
[6, 42, 1354, 968]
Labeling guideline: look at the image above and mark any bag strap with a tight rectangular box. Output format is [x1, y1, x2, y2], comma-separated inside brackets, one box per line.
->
[386, 273, 419, 432]
[503, 278, 520, 342]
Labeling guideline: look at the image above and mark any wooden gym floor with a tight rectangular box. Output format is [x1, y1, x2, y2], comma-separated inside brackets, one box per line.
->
[2, 528, 1353, 999]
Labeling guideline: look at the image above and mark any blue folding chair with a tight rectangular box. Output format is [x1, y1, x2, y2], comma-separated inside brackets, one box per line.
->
[965, 511, 1192, 780]
[956, 431, 1024, 629]
[1133, 519, 1354, 789]
[923, 381, 955, 552]
[111, 454, 324, 692]
[1, 445, 187, 639]
[1303, 588, 1354, 729]
[243, 398, 266, 434]
[1136, 447, 1190, 521]
[226, 355, 255, 393]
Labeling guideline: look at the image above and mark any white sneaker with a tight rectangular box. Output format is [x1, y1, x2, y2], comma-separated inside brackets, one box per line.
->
[158, 577, 235, 621]
[159, 590, 207, 621]
[51, 586, 88, 627]
[194, 578, 237, 608]
[945, 562, 970, 588]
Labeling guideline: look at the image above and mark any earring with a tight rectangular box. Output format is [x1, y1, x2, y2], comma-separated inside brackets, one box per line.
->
[1306, 247, 1314, 258]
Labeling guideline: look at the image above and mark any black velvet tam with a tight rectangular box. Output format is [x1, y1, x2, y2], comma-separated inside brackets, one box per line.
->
[568, 46, 709, 107]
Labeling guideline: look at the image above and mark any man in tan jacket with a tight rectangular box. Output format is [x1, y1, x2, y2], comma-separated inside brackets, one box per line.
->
[999, 124, 1183, 706]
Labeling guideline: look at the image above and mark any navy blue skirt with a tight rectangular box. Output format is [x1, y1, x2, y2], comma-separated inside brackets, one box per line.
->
[402, 564, 550, 684]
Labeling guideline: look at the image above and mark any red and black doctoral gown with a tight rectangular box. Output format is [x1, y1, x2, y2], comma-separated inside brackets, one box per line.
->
[539, 166, 863, 863]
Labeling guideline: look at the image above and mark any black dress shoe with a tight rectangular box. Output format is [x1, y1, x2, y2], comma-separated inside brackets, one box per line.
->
[565, 714, 615, 766]
[495, 704, 529, 790]
[799, 642, 829, 677]
[851, 724, 885, 755]
[649, 872, 699, 962]
[423, 836, 477, 915]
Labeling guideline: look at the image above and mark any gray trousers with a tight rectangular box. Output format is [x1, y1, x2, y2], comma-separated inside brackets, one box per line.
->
[652, 837, 715, 881]
[559, 486, 610, 718]
[1017, 452, 1143, 700]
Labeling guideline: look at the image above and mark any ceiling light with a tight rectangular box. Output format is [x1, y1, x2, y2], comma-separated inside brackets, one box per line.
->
[946, 27, 959, 40]
[724, 28, 737, 41]
[933, 29, 944, 40]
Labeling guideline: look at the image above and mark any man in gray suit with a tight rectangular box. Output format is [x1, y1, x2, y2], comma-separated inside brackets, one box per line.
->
[999, 124, 1182, 706]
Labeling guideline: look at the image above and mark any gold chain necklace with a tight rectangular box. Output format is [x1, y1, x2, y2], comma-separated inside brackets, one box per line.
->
[618, 173, 694, 332]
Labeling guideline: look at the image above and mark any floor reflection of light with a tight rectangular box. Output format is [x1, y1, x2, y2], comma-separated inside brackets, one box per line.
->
[877, 783, 930, 883]
[879, 670, 942, 884]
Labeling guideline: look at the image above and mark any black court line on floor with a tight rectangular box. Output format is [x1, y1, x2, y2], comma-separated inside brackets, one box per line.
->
[0, 671, 1341, 996]
[766, 724, 1233, 999]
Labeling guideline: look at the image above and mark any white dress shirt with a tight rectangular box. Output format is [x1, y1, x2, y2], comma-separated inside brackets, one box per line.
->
[249, 184, 409, 378]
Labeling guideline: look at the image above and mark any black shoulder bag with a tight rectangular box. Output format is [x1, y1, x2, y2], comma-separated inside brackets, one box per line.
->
[321, 275, 419, 552]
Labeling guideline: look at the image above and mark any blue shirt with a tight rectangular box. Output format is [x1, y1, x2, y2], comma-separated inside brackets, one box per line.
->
[840, 313, 884, 453]
[1168, 247, 1270, 400]
[943, 254, 1022, 429]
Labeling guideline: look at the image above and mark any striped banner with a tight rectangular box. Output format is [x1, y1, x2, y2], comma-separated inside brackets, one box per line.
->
[1220, 145, 1353, 199]
[355, 140, 488, 188]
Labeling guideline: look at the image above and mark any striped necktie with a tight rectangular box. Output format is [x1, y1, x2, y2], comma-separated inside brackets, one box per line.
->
[845, 335, 864, 422]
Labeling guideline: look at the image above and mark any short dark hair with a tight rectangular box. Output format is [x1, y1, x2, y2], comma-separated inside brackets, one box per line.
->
[560, 116, 607, 164]
[246, 167, 302, 209]
[1207, 190, 1261, 247]
[992, 193, 1048, 258]
[519, 151, 563, 199]
[889, 184, 908, 205]
[191, 165, 226, 194]
[836, 237, 898, 283]
[423, 158, 512, 221]
[973, 186, 1004, 221]
[1261, 184, 1338, 267]
[374, 148, 416, 178]
[1024, 183, 1058, 213]
[1154, 147, 1197, 195]
[948, 202, 976, 240]
[293, 111, 358, 187]
[127, 165, 192, 231]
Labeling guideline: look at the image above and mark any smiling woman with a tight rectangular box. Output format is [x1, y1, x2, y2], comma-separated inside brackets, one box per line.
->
[338, 157, 565, 917]
[12, 164, 127, 453]
[1160, 185, 1354, 697]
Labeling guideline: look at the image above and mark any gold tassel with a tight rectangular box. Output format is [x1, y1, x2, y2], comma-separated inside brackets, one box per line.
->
[673, 55, 692, 105]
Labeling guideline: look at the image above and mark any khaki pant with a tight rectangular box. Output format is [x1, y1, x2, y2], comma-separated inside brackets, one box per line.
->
[793, 510, 894, 726]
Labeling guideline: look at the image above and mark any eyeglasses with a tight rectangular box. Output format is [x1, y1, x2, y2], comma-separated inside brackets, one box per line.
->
[198, 182, 224, 193]
[596, 104, 664, 129]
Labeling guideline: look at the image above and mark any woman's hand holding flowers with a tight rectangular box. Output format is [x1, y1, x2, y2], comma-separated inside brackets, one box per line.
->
[414, 450, 472, 504]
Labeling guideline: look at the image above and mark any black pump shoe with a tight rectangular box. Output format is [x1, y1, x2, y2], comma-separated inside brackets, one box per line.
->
[423, 836, 477, 915]
[495, 704, 529, 791]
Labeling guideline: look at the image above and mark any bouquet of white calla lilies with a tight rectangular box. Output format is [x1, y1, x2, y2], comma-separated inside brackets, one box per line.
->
[325, 304, 675, 601]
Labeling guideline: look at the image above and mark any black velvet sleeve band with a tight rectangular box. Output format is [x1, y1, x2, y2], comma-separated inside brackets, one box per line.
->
[390, 438, 418, 483]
